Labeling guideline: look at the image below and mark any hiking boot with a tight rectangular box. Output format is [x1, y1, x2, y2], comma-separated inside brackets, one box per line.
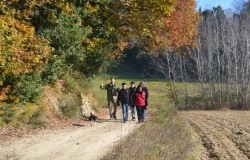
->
[109, 114, 113, 120]
[113, 114, 117, 120]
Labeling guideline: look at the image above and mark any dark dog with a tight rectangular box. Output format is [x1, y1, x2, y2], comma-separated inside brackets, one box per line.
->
[78, 109, 97, 127]
[89, 112, 97, 126]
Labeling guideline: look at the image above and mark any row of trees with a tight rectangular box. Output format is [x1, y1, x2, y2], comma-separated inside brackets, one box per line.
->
[151, 2, 250, 109]
[0, 0, 199, 105]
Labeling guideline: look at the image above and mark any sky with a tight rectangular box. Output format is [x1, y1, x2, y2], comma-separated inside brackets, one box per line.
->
[196, 0, 235, 10]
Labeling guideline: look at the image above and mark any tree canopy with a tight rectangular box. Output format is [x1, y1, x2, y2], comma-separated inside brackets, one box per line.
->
[0, 0, 199, 103]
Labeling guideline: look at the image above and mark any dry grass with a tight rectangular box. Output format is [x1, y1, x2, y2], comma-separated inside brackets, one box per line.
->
[102, 105, 196, 160]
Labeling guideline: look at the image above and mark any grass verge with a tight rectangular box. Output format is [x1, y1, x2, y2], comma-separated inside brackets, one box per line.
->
[102, 104, 197, 160]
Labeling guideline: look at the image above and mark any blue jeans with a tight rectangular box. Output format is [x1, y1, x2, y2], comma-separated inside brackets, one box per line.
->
[143, 109, 146, 121]
[130, 105, 136, 119]
[122, 104, 129, 122]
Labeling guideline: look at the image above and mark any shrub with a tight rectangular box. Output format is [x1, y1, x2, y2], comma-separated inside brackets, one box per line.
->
[59, 93, 82, 118]
[17, 103, 37, 124]
[61, 72, 76, 93]
[41, 59, 62, 85]
[0, 104, 19, 125]
[9, 73, 43, 104]
[28, 107, 47, 128]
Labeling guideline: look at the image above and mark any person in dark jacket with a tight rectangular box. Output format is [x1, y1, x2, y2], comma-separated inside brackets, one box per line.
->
[100, 77, 119, 120]
[134, 85, 146, 123]
[129, 81, 137, 121]
[117, 82, 130, 123]
[139, 81, 149, 122]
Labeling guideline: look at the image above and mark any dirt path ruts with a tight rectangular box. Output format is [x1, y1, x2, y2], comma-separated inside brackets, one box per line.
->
[180, 111, 250, 160]
[0, 111, 140, 160]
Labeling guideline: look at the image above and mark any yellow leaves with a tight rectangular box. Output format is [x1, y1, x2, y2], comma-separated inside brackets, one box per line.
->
[84, 37, 106, 52]
[107, 24, 115, 32]
[0, 15, 53, 77]
[34, 57, 40, 63]
[85, 2, 99, 14]
[108, 40, 128, 61]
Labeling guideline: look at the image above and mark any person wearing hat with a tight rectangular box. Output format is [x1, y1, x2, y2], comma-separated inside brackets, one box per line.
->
[100, 77, 118, 120]
[117, 82, 130, 123]
[129, 81, 137, 121]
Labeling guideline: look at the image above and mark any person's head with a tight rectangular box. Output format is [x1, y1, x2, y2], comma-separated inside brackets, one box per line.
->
[137, 85, 143, 92]
[130, 81, 135, 87]
[122, 82, 127, 89]
[139, 81, 145, 87]
[111, 77, 115, 84]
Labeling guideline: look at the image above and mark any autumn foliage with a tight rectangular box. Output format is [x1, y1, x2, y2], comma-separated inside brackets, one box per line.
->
[133, 0, 199, 56]
[0, 0, 199, 124]
[165, 0, 199, 55]
[0, 15, 51, 77]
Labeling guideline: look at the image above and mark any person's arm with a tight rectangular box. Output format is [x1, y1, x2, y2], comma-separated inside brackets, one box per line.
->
[143, 91, 148, 108]
[100, 84, 108, 90]
[129, 89, 132, 106]
[115, 87, 120, 93]
[145, 99, 148, 108]
[131, 91, 134, 106]
[133, 93, 136, 106]
[145, 87, 149, 99]
[117, 91, 120, 106]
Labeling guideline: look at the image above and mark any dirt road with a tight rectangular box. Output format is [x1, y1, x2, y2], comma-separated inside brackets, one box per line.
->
[180, 111, 250, 160]
[0, 114, 140, 160]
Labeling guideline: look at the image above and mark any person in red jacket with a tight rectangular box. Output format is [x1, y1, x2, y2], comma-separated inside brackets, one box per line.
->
[134, 85, 146, 123]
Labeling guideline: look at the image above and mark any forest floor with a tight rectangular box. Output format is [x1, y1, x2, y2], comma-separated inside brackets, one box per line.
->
[0, 109, 140, 160]
[180, 111, 250, 160]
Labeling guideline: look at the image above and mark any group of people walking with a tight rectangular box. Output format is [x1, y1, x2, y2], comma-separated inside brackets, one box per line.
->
[100, 78, 149, 123]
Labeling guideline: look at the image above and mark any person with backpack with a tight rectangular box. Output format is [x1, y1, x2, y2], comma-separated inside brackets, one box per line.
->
[129, 81, 137, 121]
[134, 85, 146, 123]
[100, 77, 118, 120]
[117, 82, 130, 123]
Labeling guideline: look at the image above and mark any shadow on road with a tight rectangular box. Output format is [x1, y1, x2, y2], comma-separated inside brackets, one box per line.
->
[72, 124, 85, 127]
[97, 119, 123, 123]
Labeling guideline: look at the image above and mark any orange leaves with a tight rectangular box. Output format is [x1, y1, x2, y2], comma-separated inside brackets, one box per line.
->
[0, 15, 52, 77]
[0, 86, 11, 101]
[131, 0, 199, 56]
[164, 0, 200, 55]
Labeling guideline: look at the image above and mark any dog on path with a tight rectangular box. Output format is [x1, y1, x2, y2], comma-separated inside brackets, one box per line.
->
[89, 112, 97, 127]
[78, 109, 98, 127]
